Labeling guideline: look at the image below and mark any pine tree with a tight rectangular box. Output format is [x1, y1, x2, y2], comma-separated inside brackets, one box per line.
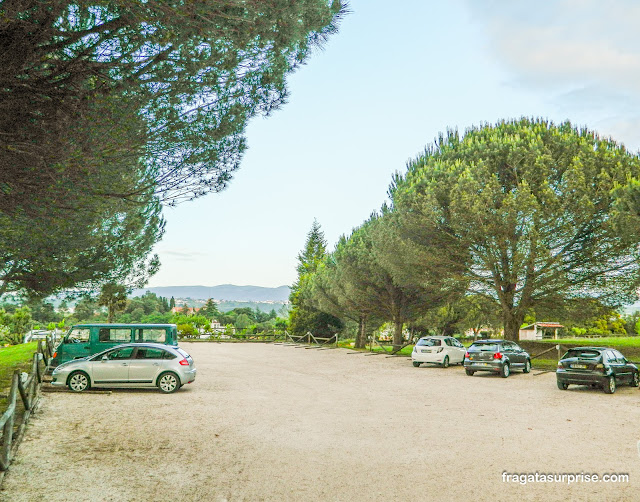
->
[390, 119, 640, 340]
[97, 283, 128, 323]
[202, 298, 220, 320]
[289, 220, 343, 338]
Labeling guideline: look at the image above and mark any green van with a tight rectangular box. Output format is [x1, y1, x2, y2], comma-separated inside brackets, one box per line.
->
[51, 324, 179, 367]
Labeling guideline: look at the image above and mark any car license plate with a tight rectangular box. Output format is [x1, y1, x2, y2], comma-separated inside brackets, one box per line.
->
[421, 349, 431, 353]
[571, 364, 587, 369]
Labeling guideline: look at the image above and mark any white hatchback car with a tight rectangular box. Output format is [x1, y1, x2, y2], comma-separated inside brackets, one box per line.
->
[412, 336, 466, 367]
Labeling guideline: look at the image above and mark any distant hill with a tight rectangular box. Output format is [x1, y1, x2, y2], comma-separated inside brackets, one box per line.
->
[132, 284, 291, 302]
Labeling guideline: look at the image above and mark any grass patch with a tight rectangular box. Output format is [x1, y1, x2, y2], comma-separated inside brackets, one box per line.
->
[0, 343, 38, 404]
[530, 358, 558, 371]
[537, 337, 640, 348]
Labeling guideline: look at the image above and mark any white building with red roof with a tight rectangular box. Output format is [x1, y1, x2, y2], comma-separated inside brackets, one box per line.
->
[518, 322, 564, 340]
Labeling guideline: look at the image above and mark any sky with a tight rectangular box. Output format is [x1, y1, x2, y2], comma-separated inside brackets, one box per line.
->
[147, 0, 640, 289]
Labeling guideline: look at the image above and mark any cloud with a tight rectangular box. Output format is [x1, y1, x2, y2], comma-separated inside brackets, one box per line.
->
[464, 0, 640, 91]
[462, 0, 640, 149]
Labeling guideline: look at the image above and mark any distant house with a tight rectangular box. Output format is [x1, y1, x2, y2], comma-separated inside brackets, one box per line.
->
[198, 320, 228, 339]
[519, 322, 564, 341]
[171, 306, 199, 315]
[210, 320, 224, 333]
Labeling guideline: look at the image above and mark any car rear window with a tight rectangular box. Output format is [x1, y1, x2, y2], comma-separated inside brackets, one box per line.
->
[565, 349, 601, 359]
[98, 328, 131, 343]
[135, 328, 167, 343]
[416, 338, 441, 346]
[176, 348, 191, 359]
[469, 343, 499, 351]
[135, 348, 165, 359]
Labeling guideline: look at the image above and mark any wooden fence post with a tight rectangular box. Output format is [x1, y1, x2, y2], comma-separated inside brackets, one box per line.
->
[46, 337, 53, 358]
[35, 351, 42, 384]
[0, 373, 18, 470]
[17, 369, 30, 412]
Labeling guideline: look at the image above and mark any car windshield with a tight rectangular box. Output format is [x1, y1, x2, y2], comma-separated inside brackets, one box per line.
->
[564, 349, 601, 359]
[416, 338, 441, 346]
[469, 343, 499, 352]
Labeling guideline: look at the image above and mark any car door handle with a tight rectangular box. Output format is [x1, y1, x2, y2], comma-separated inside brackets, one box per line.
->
[153, 363, 160, 366]
[83, 345, 90, 349]
[121, 363, 128, 366]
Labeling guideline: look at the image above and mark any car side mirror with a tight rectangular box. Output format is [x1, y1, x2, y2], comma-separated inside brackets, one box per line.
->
[101, 355, 108, 362]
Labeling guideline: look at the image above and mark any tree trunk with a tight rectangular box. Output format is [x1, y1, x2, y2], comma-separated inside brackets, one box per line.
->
[503, 312, 523, 341]
[355, 315, 367, 349]
[393, 320, 403, 350]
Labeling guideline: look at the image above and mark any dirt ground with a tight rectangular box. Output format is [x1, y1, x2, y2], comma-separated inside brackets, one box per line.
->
[2, 342, 640, 502]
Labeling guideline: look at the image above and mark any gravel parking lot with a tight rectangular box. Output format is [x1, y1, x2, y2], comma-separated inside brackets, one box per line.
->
[2, 342, 639, 501]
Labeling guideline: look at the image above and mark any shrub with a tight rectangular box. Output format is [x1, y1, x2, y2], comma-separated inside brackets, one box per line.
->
[177, 323, 197, 339]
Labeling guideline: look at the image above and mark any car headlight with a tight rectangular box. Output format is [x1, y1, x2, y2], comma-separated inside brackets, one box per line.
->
[53, 362, 73, 373]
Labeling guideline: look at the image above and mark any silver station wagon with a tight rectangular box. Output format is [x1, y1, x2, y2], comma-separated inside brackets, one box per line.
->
[51, 343, 196, 393]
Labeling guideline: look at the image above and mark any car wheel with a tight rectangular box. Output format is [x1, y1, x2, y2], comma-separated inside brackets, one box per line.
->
[68, 371, 90, 392]
[501, 363, 510, 378]
[465, 369, 474, 376]
[442, 356, 449, 368]
[523, 359, 531, 373]
[412, 361, 421, 368]
[632, 372, 639, 387]
[604, 376, 616, 394]
[158, 372, 180, 393]
[557, 381, 568, 390]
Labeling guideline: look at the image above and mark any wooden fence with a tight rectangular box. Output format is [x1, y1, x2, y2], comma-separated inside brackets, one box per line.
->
[199, 330, 339, 347]
[275, 331, 338, 348]
[0, 337, 53, 475]
[365, 336, 413, 357]
[202, 330, 288, 343]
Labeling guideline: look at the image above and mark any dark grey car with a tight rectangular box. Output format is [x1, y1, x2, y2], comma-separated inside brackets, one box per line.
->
[556, 347, 639, 394]
[464, 339, 531, 378]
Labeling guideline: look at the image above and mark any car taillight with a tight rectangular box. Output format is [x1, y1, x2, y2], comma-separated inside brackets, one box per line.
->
[412, 346, 416, 353]
[557, 362, 563, 368]
[179, 359, 189, 366]
[465, 352, 469, 358]
[52, 351, 57, 358]
[493, 352, 502, 360]
[436, 347, 443, 353]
